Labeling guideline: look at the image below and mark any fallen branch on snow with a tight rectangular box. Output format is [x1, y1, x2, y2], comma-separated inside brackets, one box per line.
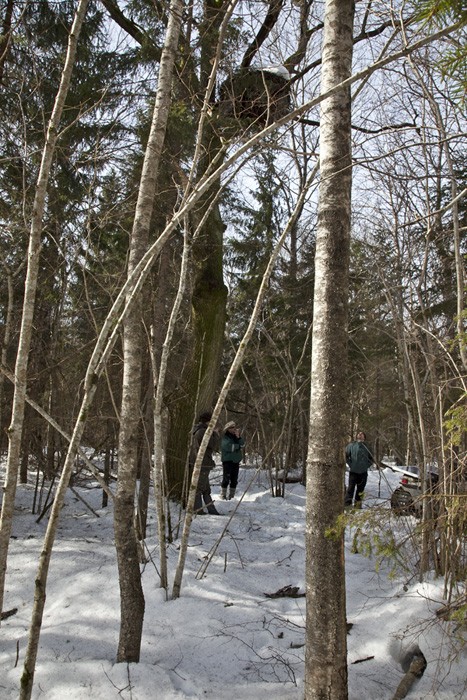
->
[264, 585, 305, 598]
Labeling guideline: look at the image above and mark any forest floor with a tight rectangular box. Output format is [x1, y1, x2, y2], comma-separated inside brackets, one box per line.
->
[1, 461, 466, 699]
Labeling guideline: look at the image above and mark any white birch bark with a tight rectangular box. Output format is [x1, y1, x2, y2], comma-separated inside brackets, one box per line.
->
[304, 0, 354, 698]
[17, 0, 186, 685]
[113, 0, 186, 663]
[0, 0, 89, 623]
[0, 0, 91, 695]
[152, 219, 191, 592]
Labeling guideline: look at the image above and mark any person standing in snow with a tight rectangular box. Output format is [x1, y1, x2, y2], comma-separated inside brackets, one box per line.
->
[220, 421, 245, 500]
[190, 411, 220, 515]
[344, 430, 374, 508]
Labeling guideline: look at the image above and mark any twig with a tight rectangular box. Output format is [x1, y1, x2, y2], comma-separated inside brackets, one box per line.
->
[264, 585, 305, 598]
[351, 655, 375, 664]
[69, 486, 100, 518]
[436, 593, 467, 620]
[195, 466, 261, 579]
[1, 607, 18, 620]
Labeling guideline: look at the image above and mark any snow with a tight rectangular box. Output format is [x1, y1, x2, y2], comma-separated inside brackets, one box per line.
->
[1, 464, 466, 699]
[260, 65, 291, 80]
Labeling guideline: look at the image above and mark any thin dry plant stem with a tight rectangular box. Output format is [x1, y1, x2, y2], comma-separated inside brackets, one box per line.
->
[152, 219, 191, 592]
[171, 164, 319, 600]
[195, 465, 262, 579]
[412, 322, 467, 394]
[0, 364, 113, 499]
[401, 23, 466, 371]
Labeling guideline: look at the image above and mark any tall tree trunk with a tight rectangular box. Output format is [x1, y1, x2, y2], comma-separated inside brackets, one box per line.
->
[114, 0, 184, 663]
[136, 373, 153, 541]
[0, 0, 89, 623]
[152, 220, 192, 592]
[305, 0, 354, 698]
[164, 0, 230, 501]
[1, 1, 91, 694]
[164, 199, 228, 501]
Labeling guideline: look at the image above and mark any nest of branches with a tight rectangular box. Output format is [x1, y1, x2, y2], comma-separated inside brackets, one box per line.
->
[218, 66, 291, 131]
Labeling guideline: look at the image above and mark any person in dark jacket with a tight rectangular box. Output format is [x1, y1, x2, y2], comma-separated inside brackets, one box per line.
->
[190, 411, 220, 515]
[220, 421, 245, 500]
[345, 431, 374, 508]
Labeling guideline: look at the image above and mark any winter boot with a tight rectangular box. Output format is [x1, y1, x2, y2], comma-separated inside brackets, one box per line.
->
[228, 488, 236, 500]
[206, 501, 221, 515]
[220, 488, 227, 500]
[194, 493, 206, 515]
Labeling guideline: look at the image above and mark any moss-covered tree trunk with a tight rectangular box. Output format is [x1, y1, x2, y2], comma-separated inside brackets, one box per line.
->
[165, 194, 227, 499]
[164, 0, 228, 500]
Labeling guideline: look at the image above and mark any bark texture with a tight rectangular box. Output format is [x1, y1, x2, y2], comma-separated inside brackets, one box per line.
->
[305, 1, 354, 698]
[0, 0, 89, 625]
[114, 0, 184, 662]
[164, 0, 229, 501]
[13, 6, 90, 695]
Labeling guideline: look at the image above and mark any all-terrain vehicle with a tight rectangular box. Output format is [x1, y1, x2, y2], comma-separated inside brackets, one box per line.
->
[389, 464, 439, 517]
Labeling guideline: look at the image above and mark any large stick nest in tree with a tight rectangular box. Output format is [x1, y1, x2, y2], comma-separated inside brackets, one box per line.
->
[218, 66, 291, 131]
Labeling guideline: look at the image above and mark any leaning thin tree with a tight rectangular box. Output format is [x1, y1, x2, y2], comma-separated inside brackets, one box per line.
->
[0, 0, 90, 622]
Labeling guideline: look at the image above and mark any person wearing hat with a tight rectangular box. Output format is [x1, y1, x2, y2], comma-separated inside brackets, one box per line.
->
[220, 421, 245, 500]
[190, 411, 220, 515]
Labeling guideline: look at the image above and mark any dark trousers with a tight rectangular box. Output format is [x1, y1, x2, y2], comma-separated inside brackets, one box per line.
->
[193, 467, 217, 513]
[345, 471, 368, 506]
[221, 461, 240, 489]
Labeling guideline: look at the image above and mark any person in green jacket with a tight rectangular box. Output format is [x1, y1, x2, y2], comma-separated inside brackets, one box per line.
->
[220, 421, 245, 500]
[345, 431, 374, 508]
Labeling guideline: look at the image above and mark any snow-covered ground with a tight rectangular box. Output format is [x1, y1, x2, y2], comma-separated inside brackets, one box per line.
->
[1, 463, 466, 699]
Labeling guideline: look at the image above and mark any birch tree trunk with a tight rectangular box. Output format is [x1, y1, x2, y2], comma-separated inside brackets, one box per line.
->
[6, 12, 456, 691]
[0, 0, 89, 624]
[114, 0, 184, 663]
[14, 25, 317, 677]
[152, 220, 191, 593]
[304, 0, 354, 698]
[0, 1, 92, 693]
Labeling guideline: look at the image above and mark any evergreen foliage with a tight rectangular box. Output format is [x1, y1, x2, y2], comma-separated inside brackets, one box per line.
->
[223, 152, 315, 470]
[416, 0, 467, 101]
